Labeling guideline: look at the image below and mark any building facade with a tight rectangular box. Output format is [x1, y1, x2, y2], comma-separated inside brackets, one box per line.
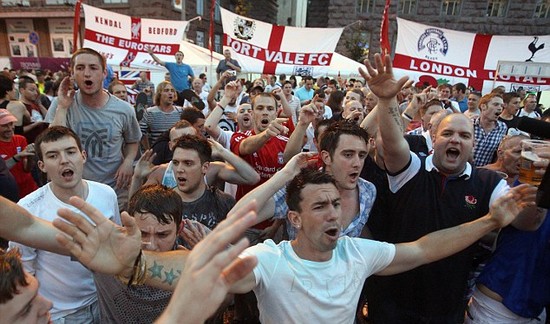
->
[0, 0, 277, 69]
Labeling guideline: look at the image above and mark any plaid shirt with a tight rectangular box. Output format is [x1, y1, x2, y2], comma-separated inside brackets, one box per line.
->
[273, 177, 376, 240]
[473, 118, 508, 167]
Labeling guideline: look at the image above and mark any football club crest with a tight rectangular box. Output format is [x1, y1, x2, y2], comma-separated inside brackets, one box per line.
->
[417, 28, 449, 61]
[233, 17, 255, 41]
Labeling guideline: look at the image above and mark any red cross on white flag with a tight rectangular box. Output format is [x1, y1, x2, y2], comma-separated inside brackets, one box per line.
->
[82, 4, 188, 70]
[220, 8, 343, 77]
[393, 18, 550, 94]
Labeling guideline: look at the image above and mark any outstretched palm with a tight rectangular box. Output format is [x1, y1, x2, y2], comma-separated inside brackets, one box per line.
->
[53, 197, 141, 277]
[358, 54, 409, 100]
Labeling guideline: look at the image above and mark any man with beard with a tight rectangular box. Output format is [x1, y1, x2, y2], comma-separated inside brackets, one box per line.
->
[360, 53, 543, 323]
[9, 126, 120, 322]
[473, 93, 508, 167]
[46, 48, 141, 210]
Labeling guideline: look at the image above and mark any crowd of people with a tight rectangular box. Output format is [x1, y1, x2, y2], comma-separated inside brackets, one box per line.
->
[0, 46, 549, 324]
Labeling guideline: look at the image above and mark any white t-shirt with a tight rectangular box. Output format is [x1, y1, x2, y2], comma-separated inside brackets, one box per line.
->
[242, 237, 395, 324]
[9, 181, 120, 320]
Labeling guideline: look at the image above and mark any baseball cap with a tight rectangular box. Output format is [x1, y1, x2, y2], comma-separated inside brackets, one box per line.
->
[0, 110, 17, 125]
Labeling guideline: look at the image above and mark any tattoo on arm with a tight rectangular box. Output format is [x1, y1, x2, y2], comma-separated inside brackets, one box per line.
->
[147, 261, 183, 287]
[388, 106, 403, 129]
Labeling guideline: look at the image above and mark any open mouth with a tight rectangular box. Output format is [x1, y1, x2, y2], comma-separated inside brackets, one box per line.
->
[349, 172, 359, 181]
[446, 148, 460, 160]
[243, 116, 250, 122]
[61, 169, 74, 179]
[324, 227, 339, 239]
[84, 80, 93, 86]
[177, 176, 187, 185]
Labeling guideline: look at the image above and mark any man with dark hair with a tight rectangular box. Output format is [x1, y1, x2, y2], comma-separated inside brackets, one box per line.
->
[147, 48, 194, 93]
[452, 82, 468, 112]
[464, 91, 482, 120]
[234, 120, 376, 240]
[93, 184, 184, 323]
[9, 125, 120, 322]
[17, 76, 49, 144]
[499, 92, 522, 129]
[0, 248, 53, 323]
[295, 76, 314, 105]
[180, 107, 206, 136]
[132, 135, 235, 236]
[438, 83, 461, 112]
[46, 47, 141, 210]
[216, 48, 241, 81]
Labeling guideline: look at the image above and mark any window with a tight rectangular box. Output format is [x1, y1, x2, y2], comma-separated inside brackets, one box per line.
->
[357, 0, 375, 14]
[535, 0, 550, 18]
[196, 31, 205, 47]
[487, 0, 508, 17]
[196, 0, 204, 15]
[215, 3, 221, 21]
[441, 0, 461, 15]
[45, 0, 77, 4]
[215, 34, 222, 53]
[1, 0, 29, 6]
[400, 0, 416, 14]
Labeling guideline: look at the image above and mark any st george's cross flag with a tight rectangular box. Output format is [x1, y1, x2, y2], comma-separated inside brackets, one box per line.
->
[393, 18, 550, 94]
[220, 8, 343, 77]
[82, 4, 188, 70]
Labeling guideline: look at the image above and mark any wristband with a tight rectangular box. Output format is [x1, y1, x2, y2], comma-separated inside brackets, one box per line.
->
[216, 103, 225, 112]
[402, 112, 413, 121]
[12, 156, 20, 163]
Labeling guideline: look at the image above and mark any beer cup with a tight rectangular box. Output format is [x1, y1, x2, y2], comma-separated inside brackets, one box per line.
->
[518, 139, 550, 186]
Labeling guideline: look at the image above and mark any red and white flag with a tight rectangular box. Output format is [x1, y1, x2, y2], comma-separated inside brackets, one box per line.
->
[220, 8, 343, 76]
[393, 18, 550, 93]
[82, 4, 188, 70]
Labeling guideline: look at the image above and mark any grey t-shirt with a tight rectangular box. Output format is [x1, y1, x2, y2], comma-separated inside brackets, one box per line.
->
[182, 186, 235, 229]
[94, 273, 172, 323]
[46, 93, 142, 187]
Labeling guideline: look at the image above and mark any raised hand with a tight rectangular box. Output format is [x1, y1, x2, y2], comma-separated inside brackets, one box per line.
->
[358, 53, 409, 100]
[208, 138, 226, 159]
[265, 118, 289, 137]
[57, 76, 76, 109]
[223, 81, 240, 101]
[490, 184, 538, 228]
[133, 149, 158, 180]
[52, 196, 142, 277]
[157, 201, 258, 323]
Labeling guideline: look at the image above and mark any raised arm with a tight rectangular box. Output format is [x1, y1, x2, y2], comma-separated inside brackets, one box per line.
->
[283, 100, 318, 163]
[49, 76, 75, 127]
[239, 118, 288, 156]
[359, 53, 410, 173]
[207, 72, 231, 110]
[53, 195, 258, 298]
[147, 46, 166, 67]
[208, 138, 260, 186]
[231, 152, 312, 225]
[205, 81, 239, 140]
[377, 184, 537, 276]
[0, 196, 68, 255]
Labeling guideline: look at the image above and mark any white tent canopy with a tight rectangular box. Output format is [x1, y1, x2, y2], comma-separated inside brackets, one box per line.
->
[325, 53, 364, 78]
